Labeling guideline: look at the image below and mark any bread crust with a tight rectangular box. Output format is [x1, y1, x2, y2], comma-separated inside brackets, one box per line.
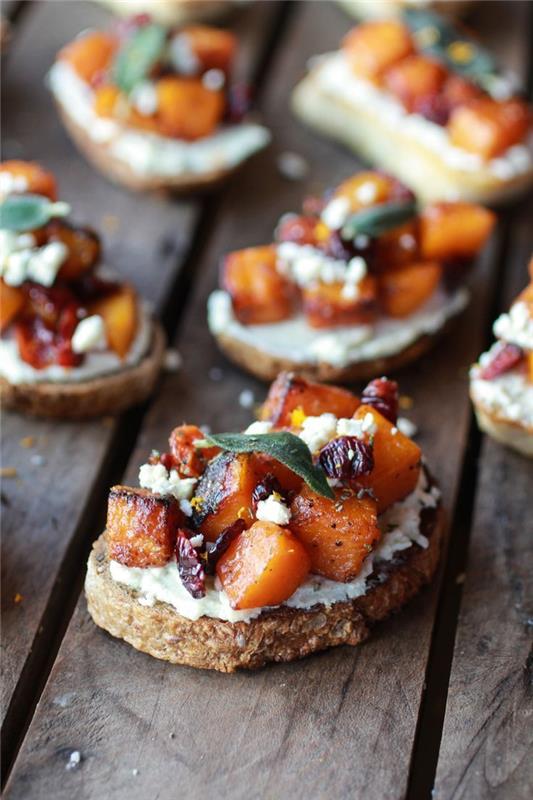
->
[213, 315, 457, 383]
[0, 321, 165, 419]
[471, 395, 533, 457]
[292, 66, 533, 205]
[85, 503, 444, 672]
[55, 101, 236, 195]
[338, 0, 471, 20]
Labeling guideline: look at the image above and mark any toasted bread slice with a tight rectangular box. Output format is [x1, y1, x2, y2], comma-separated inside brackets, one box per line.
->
[471, 397, 533, 457]
[0, 321, 165, 419]
[85, 501, 444, 672]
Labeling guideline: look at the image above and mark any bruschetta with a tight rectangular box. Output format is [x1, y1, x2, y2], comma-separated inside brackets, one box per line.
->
[292, 11, 533, 204]
[48, 16, 270, 193]
[0, 160, 164, 418]
[207, 169, 495, 382]
[86, 372, 443, 671]
[470, 261, 533, 456]
[339, 1, 470, 21]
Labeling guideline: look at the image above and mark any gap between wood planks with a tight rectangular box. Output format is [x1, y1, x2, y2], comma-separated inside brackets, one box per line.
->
[0, 0, 294, 787]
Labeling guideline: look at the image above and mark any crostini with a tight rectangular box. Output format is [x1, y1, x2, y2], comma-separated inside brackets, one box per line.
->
[97, 0, 243, 27]
[0, 160, 164, 418]
[207, 170, 495, 382]
[293, 11, 533, 204]
[470, 261, 533, 457]
[86, 372, 443, 671]
[339, 1, 470, 21]
[48, 16, 270, 193]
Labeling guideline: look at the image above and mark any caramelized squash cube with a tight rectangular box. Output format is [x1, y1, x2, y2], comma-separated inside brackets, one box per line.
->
[217, 521, 311, 609]
[94, 84, 122, 118]
[383, 55, 447, 113]
[46, 220, 101, 280]
[192, 452, 258, 541]
[260, 371, 360, 426]
[0, 160, 57, 200]
[420, 202, 495, 262]
[253, 453, 304, 494]
[302, 277, 378, 328]
[343, 21, 414, 81]
[156, 77, 225, 140]
[169, 424, 219, 478]
[60, 31, 117, 84]
[379, 262, 442, 317]
[527, 351, 533, 384]
[333, 171, 396, 211]
[106, 485, 182, 567]
[0, 279, 25, 331]
[353, 405, 421, 512]
[222, 245, 294, 325]
[371, 220, 420, 271]
[89, 285, 138, 359]
[178, 26, 236, 74]
[290, 486, 380, 582]
[448, 98, 530, 159]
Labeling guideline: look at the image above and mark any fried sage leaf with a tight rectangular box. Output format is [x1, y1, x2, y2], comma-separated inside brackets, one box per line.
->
[0, 194, 70, 232]
[113, 22, 166, 94]
[341, 200, 417, 241]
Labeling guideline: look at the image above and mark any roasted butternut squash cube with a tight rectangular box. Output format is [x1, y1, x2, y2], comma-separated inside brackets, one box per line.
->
[169, 424, 219, 478]
[0, 160, 57, 200]
[253, 453, 304, 494]
[441, 74, 482, 113]
[106, 485, 182, 567]
[46, 220, 101, 280]
[371, 220, 420, 271]
[0, 280, 25, 331]
[178, 26, 236, 74]
[222, 245, 294, 325]
[260, 371, 360, 426]
[384, 55, 447, 113]
[192, 452, 258, 541]
[333, 171, 395, 212]
[527, 351, 533, 383]
[60, 31, 117, 84]
[379, 262, 442, 317]
[353, 405, 421, 512]
[302, 277, 378, 328]
[93, 84, 122, 118]
[217, 521, 311, 609]
[88, 285, 137, 358]
[420, 202, 495, 262]
[343, 21, 414, 81]
[448, 98, 530, 159]
[290, 486, 380, 582]
[155, 77, 224, 140]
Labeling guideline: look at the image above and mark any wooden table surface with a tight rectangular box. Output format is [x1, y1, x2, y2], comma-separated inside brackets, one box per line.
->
[1, 2, 532, 798]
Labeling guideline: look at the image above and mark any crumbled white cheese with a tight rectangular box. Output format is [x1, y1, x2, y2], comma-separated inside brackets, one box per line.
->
[245, 420, 273, 435]
[470, 345, 533, 426]
[299, 413, 338, 453]
[355, 180, 378, 205]
[397, 417, 418, 438]
[189, 534, 204, 549]
[0, 171, 29, 198]
[66, 750, 81, 771]
[341, 256, 367, 299]
[320, 195, 350, 230]
[493, 301, 533, 350]
[202, 69, 225, 92]
[255, 493, 291, 526]
[138, 463, 197, 501]
[276, 151, 309, 181]
[71, 315, 107, 354]
[336, 412, 377, 439]
[169, 32, 201, 75]
[0, 233, 68, 288]
[163, 348, 182, 372]
[276, 242, 368, 296]
[238, 389, 255, 409]
[130, 81, 158, 116]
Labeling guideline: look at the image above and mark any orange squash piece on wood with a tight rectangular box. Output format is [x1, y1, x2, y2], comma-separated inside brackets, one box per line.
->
[303, 277, 378, 328]
[448, 98, 530, 159]
[379, 262, 442, 317]
[60, 31, 117, 84]
[106, 486, 182, 568]
[290, 486, 380, 582]
[89, 285, 137, 358]
[353, 405, 421, 513]
[0, 280, 25, 331]
[222, 245, 295, 325]
[193, 452, 258, 541]
[156, 77, 224, 140]
[260, 371, 360, 426]
[217, 521, 311, 609]
[343, 21, 414, 81]
[0, 160, 57, 200]
[419, 202, 495, 262]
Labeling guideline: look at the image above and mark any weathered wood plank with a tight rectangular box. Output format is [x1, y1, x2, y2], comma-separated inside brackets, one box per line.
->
[0, 0, 279, 761]
[5, 2, 530, 799]
[433, 208, 533, 800]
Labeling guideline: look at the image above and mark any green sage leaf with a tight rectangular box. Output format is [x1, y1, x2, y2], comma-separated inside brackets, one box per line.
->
[113, 23, 166, 94]
[205, 432, 335, 500]
[341, 200, 417, 241]
[0, 194, 70, 232]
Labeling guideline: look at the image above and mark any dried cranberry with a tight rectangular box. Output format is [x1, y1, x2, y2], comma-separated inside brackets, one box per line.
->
[159, 452, 176, 471]
[321, 230, 360, 261]
[176, 531, 205, 599]
[360, 378, 399, 424]
[276, 214, 318, 246]
[479, 343, 524, 380]
[205, 519, 246, 574]
[252, 474, 283, 510]
[318, 436, 374, 482]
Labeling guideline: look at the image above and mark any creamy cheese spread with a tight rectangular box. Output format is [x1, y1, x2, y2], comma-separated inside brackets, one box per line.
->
[207, 286, 469, 368]
[313, 52, 533, 180]
[48, 61, 271, 178]
[108, 471, 440, 623]
[493, 301, 533, 350]
[470, 342, 533, 427]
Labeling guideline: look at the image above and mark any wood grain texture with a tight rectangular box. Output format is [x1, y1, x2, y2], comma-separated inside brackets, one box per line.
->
[5, 2, 530, 799]
[0, 0, 276, 749]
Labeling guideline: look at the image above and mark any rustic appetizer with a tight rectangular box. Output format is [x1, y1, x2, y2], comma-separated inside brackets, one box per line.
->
[0, 160, 164, 418]
[339, 1, 470, 22]
[292, 11, 533, 204]
[207, 169, 495, 382]
[86, 372, 443, 671]
[48, 16, 270, 192]
[97, 0, 244, 27]
[470, 261, 533, 456]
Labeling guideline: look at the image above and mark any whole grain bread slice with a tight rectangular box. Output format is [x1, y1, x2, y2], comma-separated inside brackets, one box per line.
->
[0, 321, 165, 419]
[85, 502, 444, 672]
